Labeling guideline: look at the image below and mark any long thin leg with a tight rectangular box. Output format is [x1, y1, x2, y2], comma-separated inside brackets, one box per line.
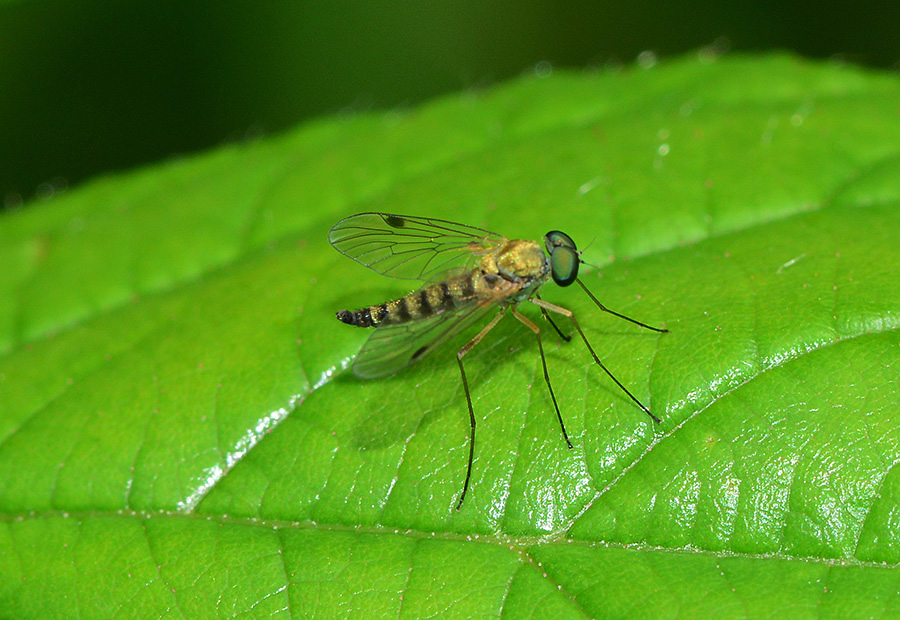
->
[511, 306, 574, 449]
[534, 293, 571, 342]
[455, 308, 507, 510]
[575, 278, 668, 333]
[530, 297, 662, 424]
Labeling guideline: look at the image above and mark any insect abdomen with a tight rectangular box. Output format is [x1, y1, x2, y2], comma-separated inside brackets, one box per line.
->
[337, 277, 473, 328]
[336, 305, 389, 328]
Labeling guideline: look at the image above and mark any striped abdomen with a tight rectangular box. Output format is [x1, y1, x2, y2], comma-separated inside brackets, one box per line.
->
[336, 273, 478, 328]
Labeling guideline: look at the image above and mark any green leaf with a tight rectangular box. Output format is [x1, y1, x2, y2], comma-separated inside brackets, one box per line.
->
[2, 52, 900, 618]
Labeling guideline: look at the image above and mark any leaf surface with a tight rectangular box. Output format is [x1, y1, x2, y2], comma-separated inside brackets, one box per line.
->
[2, 53, 900, 618]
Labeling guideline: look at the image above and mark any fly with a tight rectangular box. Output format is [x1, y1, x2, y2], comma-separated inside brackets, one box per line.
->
[329, 212, 667, 509]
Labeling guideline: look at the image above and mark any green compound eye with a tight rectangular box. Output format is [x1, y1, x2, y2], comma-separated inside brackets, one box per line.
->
[544, 230, 576, 252]
[544, 230, 579, 287]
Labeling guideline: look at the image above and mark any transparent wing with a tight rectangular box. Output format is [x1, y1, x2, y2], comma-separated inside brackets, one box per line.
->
[329, 212, 505, 282]
[352, 294, 500, 379]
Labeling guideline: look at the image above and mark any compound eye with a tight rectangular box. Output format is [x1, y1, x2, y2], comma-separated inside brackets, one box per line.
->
[544, 230, 576, 253]
[550, 245, 579, 286]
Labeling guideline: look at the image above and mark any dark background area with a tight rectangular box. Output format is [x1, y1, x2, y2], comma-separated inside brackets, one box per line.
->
[2, 0, 898, 209]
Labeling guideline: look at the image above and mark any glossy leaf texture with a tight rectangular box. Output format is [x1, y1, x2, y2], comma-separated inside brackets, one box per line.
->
[2, 53, 900, 618]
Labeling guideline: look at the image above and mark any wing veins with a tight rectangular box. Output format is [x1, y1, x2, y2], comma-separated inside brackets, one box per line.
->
[330, 212, 504, 281]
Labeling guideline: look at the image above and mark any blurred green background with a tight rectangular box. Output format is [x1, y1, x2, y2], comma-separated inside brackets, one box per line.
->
[2, 0, 898, 208]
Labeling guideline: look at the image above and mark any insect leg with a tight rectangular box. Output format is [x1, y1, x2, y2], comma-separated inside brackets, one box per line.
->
[455, 307, 507, 510]
[511, 306, 574, 449]
[575, 278, 668, 333]
[530, 297, 662, 424]
[534, 293, 571, 342]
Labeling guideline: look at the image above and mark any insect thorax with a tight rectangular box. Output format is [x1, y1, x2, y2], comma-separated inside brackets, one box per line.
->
[478, 239, 550, 303]
[493, 239, 549, 279]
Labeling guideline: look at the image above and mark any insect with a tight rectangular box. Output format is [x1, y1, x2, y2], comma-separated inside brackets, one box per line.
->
[329, 212, 667, 509]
